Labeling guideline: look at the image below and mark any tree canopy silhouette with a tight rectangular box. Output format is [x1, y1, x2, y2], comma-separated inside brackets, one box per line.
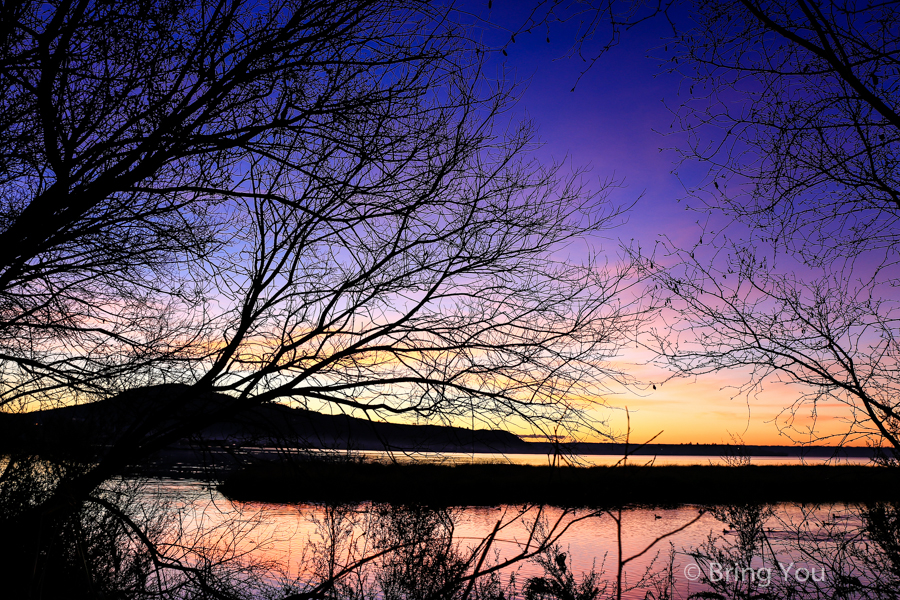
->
[0, 1, 644, 596]
[646, 0, 900, 449]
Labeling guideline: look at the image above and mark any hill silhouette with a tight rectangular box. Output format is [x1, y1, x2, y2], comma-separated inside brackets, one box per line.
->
[0, 384, 528, 455]
[0, 385, 881, 469]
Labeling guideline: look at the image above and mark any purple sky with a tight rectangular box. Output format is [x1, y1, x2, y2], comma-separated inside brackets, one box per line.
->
[455, 3, 859, 446]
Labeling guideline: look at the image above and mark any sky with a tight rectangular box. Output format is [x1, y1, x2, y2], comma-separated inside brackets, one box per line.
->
[459, 3, 862, 447]
[12, 1, 865, 449]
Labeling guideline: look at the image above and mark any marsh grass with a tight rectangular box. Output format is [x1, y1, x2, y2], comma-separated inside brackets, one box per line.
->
[218, 462, 900, 506]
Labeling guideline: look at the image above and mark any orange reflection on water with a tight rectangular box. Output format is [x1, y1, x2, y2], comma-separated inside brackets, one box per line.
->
[142, 478, 864, 599]
[146, 479, 719, 598]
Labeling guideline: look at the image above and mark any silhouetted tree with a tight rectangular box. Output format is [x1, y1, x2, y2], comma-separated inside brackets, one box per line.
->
[0, 0, 646, 596]
[643, 0, 900, 450]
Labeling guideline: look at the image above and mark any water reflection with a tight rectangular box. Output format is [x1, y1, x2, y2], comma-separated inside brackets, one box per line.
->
[135, 480, 900, 599]
[243, 450, 874, 467]
[680, 501, 900, 599]
[4, 459, 897, 599]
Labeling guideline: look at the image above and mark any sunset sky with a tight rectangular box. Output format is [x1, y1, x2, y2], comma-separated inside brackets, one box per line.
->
[468, 3, 859, 447]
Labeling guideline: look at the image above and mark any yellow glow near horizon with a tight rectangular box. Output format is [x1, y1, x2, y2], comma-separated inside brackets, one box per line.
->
[586, 373, 871, 447]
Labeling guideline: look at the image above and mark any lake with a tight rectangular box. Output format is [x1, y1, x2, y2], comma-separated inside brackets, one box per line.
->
[138, 475, 889, 599]
[235, 448, 876, 467]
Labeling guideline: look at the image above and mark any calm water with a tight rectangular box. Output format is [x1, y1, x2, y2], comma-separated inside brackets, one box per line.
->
[254, 449, 875, 466]
[3, 451, 884, 597]
[140, 477, 882, 599]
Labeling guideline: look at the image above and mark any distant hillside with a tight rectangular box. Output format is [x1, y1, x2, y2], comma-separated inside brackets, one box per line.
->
[0, 384, 883, 461]
[0, 384, 529, 454]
